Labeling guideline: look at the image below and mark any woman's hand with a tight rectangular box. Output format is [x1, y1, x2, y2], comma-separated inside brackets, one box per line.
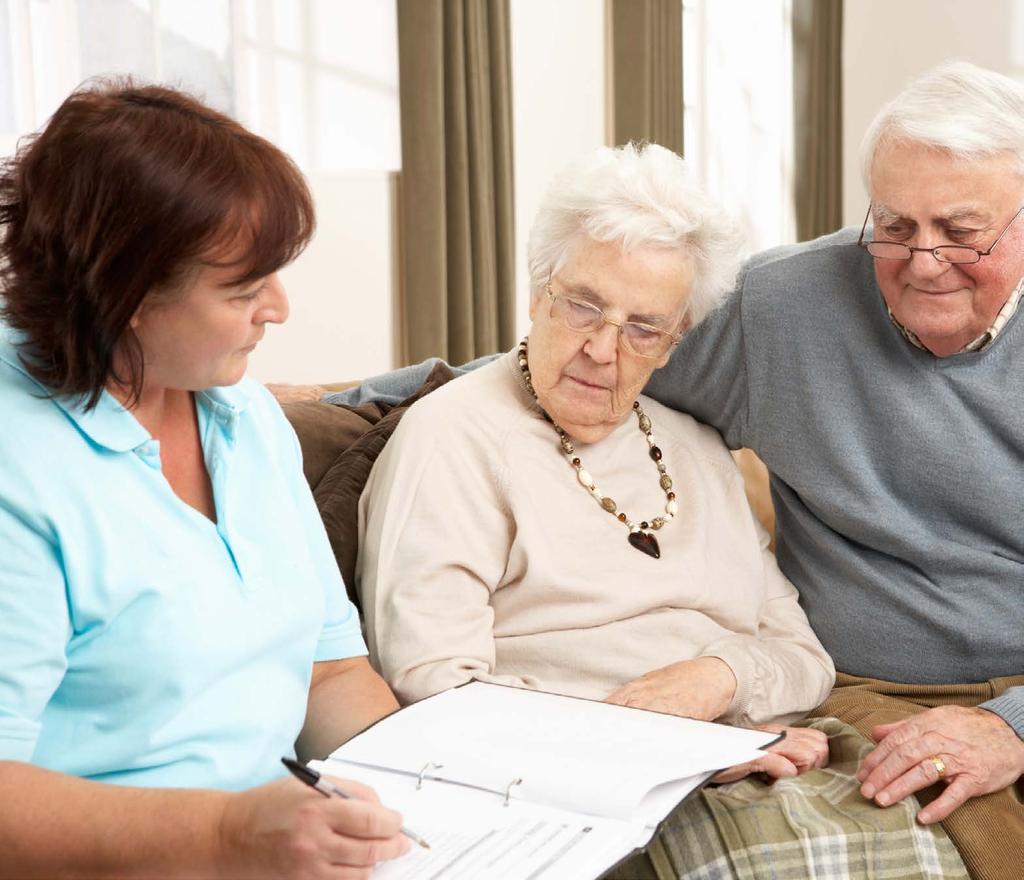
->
[219, 776, 411, 879]
[712, 725, 829, 784]
[603, 656, 738, 720]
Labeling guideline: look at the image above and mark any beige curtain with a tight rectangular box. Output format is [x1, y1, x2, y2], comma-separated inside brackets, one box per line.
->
[395, 0, 516, 365]
[607, 0, 683, 154]
[792, 0, 843, 241]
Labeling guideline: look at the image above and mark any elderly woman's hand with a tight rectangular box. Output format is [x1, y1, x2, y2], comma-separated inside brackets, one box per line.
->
[219, 775, 410, 878]
[603, 656, 738, 720]
[857, 705, 1024, 824]
[712, 725, 830, 783]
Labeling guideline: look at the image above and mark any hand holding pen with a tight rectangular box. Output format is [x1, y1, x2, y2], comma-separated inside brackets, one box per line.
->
[214, 766, 412, 879]
[282, 757, 431, 850]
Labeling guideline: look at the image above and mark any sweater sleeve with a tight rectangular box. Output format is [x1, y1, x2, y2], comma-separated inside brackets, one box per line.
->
[358, 403, 537, 704]
[699, 515, 836, 727]
[980, 688, 1024, 739]
[645, 279, 750, 450]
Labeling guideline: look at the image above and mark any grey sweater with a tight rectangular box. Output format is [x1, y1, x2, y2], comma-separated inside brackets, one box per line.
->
[647, 229, 1024, 734]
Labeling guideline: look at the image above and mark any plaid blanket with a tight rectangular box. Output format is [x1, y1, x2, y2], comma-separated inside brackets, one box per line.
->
[608, 717, 968, 880]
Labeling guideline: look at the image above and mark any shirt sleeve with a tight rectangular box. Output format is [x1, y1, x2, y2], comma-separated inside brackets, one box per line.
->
[280, 403, 367, 663]
[0, 497, 70, 761]
[700, 514, 836, 727]
[645, 271, 751, 450]
[358, 404, 536, 704]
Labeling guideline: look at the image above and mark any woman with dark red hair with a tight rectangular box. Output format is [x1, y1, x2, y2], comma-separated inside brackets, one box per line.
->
[0, 82, 408, 877]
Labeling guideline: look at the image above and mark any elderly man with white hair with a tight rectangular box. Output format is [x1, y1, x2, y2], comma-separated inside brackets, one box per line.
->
[643, 60, 1024, 877]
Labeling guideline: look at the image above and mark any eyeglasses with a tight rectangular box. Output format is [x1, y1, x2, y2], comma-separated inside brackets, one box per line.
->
[858, 203, 1024, 264]
[544, 283, 682, 359]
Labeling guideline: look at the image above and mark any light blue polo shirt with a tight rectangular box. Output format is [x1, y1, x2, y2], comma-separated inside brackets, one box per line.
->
[0, 326, 367, 790]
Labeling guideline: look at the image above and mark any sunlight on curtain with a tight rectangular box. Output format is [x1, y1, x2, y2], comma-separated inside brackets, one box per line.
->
[683, 0, 796, 253]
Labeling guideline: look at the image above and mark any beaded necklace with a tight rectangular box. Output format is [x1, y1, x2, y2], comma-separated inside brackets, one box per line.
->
[517, 338, 677, 559]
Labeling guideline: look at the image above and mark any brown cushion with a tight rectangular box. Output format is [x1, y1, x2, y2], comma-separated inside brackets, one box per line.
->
[306, 362, 458, 609]
[282, 400, 386, 490]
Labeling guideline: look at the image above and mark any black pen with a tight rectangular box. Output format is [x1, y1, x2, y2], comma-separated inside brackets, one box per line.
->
[281, 757, 431, 850]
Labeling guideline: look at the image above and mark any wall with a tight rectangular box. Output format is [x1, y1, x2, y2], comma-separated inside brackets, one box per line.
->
[250, 172, 398, 384]
[842, 0, 1024, 226]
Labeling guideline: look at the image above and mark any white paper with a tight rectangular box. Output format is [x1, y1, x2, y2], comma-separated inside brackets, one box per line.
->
[312, 760, 648, 880]
[330, 682, 776, 820]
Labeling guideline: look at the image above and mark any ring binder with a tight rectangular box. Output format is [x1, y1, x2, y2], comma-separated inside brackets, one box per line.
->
[315, 682, 783, 880]
[416, 761, 444, 790]
[503, 777, 523, 807]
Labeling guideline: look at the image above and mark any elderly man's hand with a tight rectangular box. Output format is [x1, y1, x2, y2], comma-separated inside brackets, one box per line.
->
[857, 705, 1024, 824]
[603, 656, 737, 720]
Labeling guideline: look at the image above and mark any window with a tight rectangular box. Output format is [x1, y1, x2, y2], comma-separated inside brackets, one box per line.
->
[238, 0, 399, 172]
[0, 0, 399, 173]
[0, 0, 232, 154]
[682, 0, 796, 252]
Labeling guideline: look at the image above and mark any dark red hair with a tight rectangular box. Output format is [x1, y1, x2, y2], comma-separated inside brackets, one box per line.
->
[0, 79, 315, 408]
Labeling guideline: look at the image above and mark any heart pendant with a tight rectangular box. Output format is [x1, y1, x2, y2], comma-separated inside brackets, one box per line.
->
[627, 531, 660, 559]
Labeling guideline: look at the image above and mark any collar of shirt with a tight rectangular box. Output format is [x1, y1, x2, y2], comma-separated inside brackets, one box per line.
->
[0, 325, 251, 451]
[885, 276, 1024, 355]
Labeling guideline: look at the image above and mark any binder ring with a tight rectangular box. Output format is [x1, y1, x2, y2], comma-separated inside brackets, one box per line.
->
[416, 762, 443, 790]
[503, 777, 523, 807]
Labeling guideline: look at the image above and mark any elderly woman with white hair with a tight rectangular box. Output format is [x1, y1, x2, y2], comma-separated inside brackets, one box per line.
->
[359, 143, 833, 753]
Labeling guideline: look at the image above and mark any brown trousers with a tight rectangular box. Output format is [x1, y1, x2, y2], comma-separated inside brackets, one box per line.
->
[810, 673, 1024, 880]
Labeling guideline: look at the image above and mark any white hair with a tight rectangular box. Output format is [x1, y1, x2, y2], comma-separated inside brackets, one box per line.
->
[526, 143, 744, 327]
[861, 60, 1024, 187]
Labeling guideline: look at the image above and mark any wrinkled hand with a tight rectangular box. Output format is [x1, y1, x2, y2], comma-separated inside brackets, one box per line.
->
[604, 656, 737, 721]
[712, 724, 829, 783]
[857, 705, 1024, 824]
[219, 775, 411, 879]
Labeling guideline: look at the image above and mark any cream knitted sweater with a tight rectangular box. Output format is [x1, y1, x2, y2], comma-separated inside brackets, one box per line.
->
[358, 351, 834, 726]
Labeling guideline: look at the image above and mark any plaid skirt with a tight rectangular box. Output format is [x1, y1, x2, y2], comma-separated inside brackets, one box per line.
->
[607, 717, 968, 880]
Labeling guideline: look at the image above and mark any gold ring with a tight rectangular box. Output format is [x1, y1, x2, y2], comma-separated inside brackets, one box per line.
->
[928, 755, 947, 779]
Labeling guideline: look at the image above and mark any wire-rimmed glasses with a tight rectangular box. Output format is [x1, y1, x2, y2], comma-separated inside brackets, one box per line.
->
[544, 283, 682, 359]
[858, 203, 1024, 264]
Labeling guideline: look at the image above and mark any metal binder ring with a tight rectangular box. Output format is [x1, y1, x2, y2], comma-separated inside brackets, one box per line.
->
[416, 762, 443, 790]
[503, 777, 523, 807]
